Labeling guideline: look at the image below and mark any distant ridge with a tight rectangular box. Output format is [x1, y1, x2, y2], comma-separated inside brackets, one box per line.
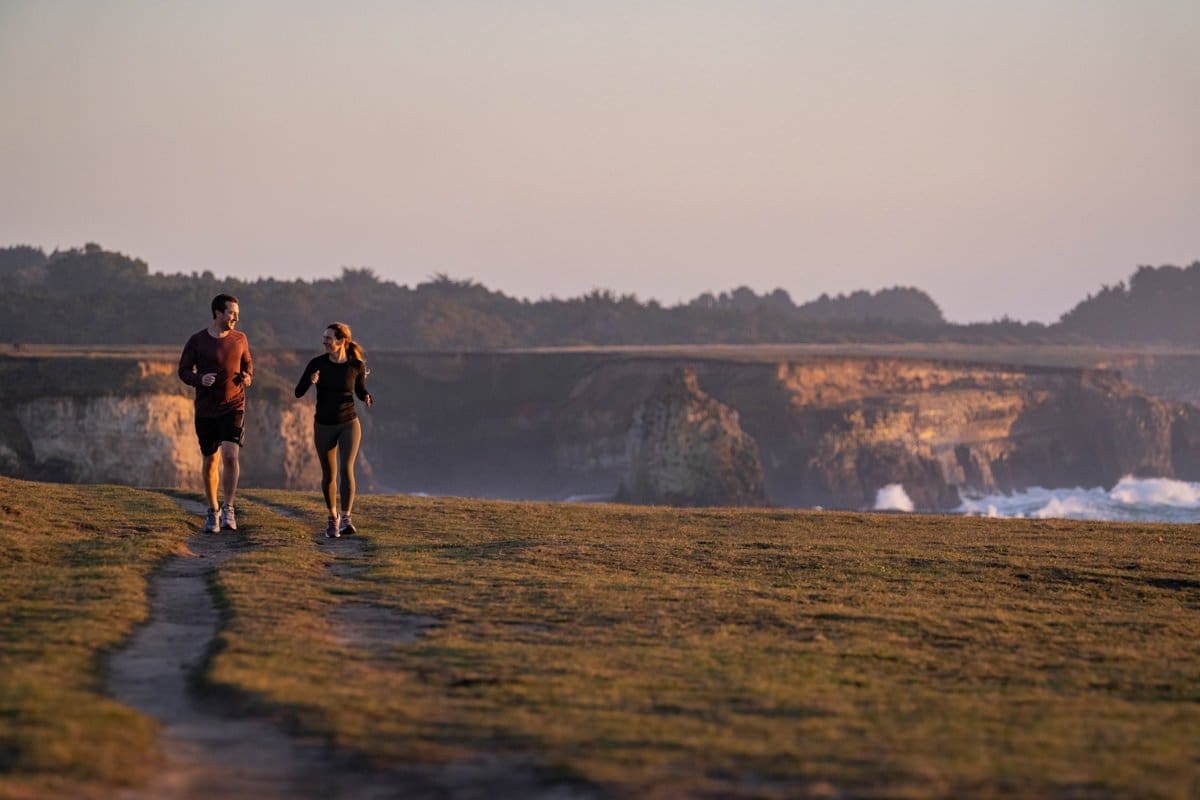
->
[1, 242, 1195, 348]
[1058, 262, 1200, 344]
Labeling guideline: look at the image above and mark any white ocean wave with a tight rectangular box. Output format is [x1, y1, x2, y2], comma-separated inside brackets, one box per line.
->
[957, 476, 1200, 523]
[1107, 476, 1200, 507]
[874, 483, 914, 512]
[563, 493, 614, 503]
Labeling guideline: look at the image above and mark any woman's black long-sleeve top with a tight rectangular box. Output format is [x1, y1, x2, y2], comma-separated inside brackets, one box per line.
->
[295, 355, 372, 424]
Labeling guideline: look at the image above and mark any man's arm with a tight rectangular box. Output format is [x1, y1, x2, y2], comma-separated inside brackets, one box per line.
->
[239, 338, 254, 388]
[178, 336, 199, 387]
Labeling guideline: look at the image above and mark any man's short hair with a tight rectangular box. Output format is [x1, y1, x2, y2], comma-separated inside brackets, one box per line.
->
[211, 294, 239, 318]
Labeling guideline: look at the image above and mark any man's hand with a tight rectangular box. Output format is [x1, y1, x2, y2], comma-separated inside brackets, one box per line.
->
[241, 372, 252, 388]
[201, 373, 217, 387]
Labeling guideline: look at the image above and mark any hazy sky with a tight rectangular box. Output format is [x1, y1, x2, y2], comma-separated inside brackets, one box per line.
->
[2, 1, 1197, 322]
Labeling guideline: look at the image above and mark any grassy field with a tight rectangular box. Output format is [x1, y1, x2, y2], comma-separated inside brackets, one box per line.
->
[0, 477, 192, 800]
[2, 477, 1199, 798]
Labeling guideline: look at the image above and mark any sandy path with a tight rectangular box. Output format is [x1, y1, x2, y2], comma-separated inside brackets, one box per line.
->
[106, 497, 596, 799]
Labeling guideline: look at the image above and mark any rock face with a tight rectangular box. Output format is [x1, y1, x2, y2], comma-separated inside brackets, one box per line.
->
[616, 368, 766, 506]
[0, 354, 334, 490]
[750, 360, 1198, 509]
[13, 394, 198, 485]
[5, 348, 1200, 510]
[356, 351, 1200, 510]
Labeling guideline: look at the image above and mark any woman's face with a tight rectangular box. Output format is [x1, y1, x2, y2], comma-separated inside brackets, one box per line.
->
[322, 328, 345, 354]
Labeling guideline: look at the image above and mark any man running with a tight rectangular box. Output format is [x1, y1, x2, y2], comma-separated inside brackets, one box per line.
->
[178, 294, 253, 533]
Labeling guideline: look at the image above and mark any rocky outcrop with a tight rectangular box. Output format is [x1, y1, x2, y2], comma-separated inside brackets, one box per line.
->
[14, 394, 197, 485]
[749, 360, 1197, 509]
[0, 354, 335, 490]
[1090, 352, 1200, 405]
[616, 369, 766, 506]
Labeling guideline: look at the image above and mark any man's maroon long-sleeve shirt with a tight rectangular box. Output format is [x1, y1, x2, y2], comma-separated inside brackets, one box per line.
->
[178, 329, 253, 417]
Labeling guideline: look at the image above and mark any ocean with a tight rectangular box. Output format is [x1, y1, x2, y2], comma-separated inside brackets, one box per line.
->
[877, 476, 1200, 523]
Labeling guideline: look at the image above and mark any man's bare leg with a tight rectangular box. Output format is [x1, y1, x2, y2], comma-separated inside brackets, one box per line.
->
[202, 452, 220, 510]
[220, 441, 240, 508]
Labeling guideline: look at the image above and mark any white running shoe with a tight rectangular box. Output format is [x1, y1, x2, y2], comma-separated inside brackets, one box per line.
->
[220, 504, 237, 531]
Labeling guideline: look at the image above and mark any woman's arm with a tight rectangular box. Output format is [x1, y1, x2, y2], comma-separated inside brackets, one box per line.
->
[295, 359, 318, 398]
[355, 363, 373, 407]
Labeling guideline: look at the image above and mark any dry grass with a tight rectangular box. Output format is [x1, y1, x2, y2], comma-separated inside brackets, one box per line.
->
[238, 490, 1200, 798]
[0, 477, 192, 800]
[2, 476, 1198, 798]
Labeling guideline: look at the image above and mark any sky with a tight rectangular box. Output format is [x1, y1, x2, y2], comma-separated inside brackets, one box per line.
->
[1, 1, 1197, 323]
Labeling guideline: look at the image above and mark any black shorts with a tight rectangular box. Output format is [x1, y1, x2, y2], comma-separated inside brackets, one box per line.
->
[195, 411, 245, 456]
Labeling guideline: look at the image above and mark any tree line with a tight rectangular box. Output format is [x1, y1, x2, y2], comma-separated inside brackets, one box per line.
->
[1, 243, 1195, 348]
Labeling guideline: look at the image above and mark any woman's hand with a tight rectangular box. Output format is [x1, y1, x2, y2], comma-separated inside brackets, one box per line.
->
[310, 370, 320, 384]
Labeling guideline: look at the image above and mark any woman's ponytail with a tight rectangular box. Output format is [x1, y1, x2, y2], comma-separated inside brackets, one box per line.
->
[327, 321, 366, 367]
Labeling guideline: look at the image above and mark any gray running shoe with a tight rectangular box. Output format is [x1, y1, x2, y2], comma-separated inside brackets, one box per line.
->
[339, 514, 356, 536]
[325, 515, 341, 538]
[204, 507, 219, 534]
[221, 504, 237, 531]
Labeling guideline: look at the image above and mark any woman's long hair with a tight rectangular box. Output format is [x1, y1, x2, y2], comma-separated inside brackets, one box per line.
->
[326, 322, 365, 364]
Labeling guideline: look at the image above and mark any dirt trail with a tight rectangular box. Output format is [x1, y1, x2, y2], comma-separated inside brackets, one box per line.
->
[107, 497, 596, 800]
[258, 501, 443, 655]
[107, 499, 350, 800]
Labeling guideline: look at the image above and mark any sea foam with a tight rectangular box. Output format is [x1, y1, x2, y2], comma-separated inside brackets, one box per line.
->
[957, 476, 1200, 523]
[874, 483, 914, 512]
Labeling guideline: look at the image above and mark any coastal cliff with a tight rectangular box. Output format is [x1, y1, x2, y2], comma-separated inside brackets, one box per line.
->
[360, 351, 1200, 510]
[0, 354, 327, 489]
[2, 348, 1197, 510]
[736, 359, 1196, 509]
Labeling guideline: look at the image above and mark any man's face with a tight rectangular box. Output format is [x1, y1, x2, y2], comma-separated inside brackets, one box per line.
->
[216, 301, 240, 331]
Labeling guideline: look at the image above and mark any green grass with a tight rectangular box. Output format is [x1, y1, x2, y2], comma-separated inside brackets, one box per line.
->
[2, 476, 1199, 798]
[0, 477, 192, 800]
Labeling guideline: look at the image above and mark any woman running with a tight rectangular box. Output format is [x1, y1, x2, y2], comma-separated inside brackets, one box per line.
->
[295, 322, 373, 538]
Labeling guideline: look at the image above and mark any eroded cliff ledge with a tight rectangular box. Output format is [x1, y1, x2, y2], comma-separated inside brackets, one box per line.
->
[2, 347, 1197, 510]
[616, 368, 766, 507]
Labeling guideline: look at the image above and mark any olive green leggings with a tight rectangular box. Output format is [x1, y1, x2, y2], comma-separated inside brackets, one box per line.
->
[313, 419, 362, 515]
